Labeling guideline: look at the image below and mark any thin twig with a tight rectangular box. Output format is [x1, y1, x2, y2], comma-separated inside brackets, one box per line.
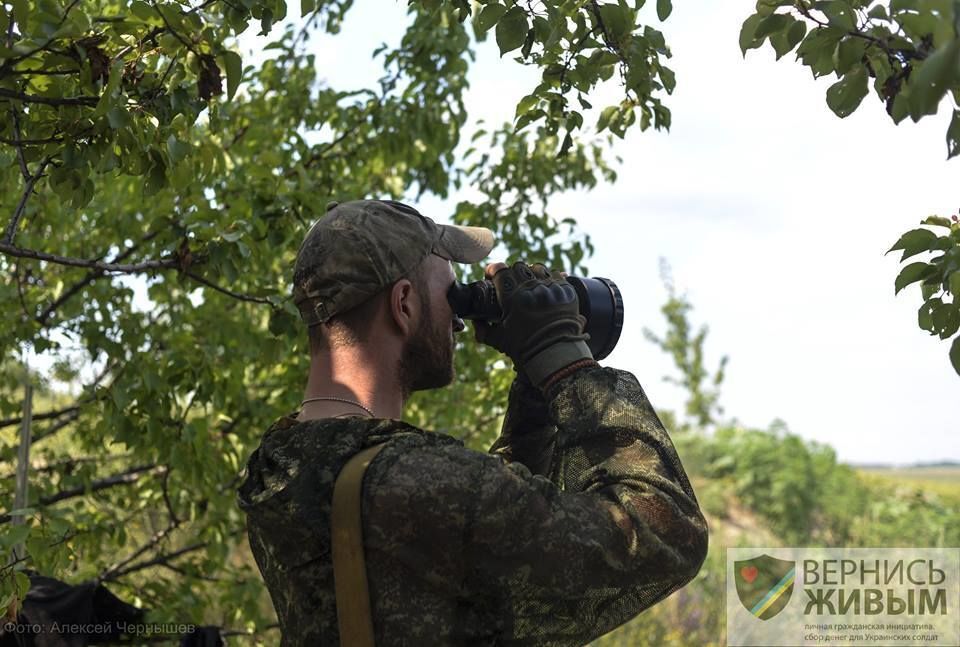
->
[158, 562, 220, 582]
[161, 468, 180, 525]
[4, 157, 51, 245]
[98, 521, 180, 582]
[101, 542, 208, 582]
[10, 108, 29, 180]
[151, 2, 199, 56]
[7, 68, 80, 76]
[183, 270, 274, 305]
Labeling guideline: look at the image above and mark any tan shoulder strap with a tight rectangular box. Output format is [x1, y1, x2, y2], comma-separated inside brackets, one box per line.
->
[332, 442, 387, 647]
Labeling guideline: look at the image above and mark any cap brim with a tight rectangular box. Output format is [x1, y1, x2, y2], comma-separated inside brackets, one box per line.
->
[434, 224, 494, 263]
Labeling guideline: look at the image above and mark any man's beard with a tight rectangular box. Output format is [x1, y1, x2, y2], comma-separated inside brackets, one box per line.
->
[397, 293, 454, 400]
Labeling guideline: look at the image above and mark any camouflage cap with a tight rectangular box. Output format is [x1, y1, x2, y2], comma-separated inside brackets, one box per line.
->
[292, 199, 494, 326]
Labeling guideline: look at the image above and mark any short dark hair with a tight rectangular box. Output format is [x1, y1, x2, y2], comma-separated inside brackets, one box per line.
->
[307, 259, 431, 354]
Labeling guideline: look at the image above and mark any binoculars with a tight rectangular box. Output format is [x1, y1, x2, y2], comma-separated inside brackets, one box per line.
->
[446, 275, 624, 360]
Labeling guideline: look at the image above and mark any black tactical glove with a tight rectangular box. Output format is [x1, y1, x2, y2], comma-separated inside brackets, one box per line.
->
[474, 261, 594, 388]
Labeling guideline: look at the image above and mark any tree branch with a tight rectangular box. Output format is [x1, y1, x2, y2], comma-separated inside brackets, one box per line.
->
[0, 406, 80, 430]
[0, 0, 83, 77]
[4, 156, 52, 245]
[0, 464, 163, 523]
[35, 229, 163, 326]
[0, 135, 65, 145]
[98, 520, 180, 583]
[39, 464, 162, 506]
[0, 88, 98, 106]
[100, 541, 208, 582]
[6, 68, 80, 76]
[9, 107, 30, 180]
[31, 408, 81, 444]
[0, 242, 179, 273]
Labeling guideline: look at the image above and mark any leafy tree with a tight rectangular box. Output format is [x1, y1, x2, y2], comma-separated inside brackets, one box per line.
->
[738, 0, 960, 376]
[642, 260, 728, 431]
[0, 0, 681, 635]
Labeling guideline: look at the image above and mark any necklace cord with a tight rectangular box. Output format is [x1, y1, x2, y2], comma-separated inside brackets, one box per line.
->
[300, 396, 375, 418]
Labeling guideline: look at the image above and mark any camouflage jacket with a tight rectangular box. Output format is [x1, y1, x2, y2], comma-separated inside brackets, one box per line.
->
[236, 365, 708, 646]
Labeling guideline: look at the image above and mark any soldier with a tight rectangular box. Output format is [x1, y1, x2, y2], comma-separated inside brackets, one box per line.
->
[237, 199, 708, 646]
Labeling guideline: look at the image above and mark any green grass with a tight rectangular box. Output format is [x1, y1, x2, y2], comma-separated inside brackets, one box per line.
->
[856, 465, 960, 499]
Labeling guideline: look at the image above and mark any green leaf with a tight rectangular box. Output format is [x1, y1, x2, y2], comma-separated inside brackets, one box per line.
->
[936, 304, 960, 339]
[514, 93, 538, 119]
[923, 215, 953, 228]
[948, 110, 960, 159]
[867, 5, 888, 20]
[220, 51, 242, 101]
[891, 92, 911, 124]
[950, 336, 960, 376]
[784, 20, 807, 57]
[825, 64, 867, 117]
[740, 14, 765, 55]
[144, 162, 168, 196]
[301, 0, 316, 17]
[496, 7, 528, 56]
[476, 3, 507, 36]
[894, 262, 937, 294]
[834, 37, 867, 74]
[796, 26, 845, 77]
[949, 271, 960, 297]
[814, 1, 857, 30]
[921, 279, 941, 300]
[130, 0, 154, 22]
[657, 0, 672, 21]
[908, 39, 960, 120]
[167, 135, 191, 163]
[754, 13, 792, 40]
[598, 4, 630, 41]
[887, 228, 937, 260]
[771, 18, 804, 59]
[107, 106, 132, 129]
[659, 65, 676, 93]
[919, 300, 937, 331]
[596, 105, 617, 132]
[1, 524, 30, 548]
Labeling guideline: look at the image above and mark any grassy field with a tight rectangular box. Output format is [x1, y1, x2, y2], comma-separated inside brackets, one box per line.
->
[856, 463, 960, 498]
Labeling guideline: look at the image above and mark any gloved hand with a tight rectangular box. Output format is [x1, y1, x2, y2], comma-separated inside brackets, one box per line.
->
[474, 261, 594, 388]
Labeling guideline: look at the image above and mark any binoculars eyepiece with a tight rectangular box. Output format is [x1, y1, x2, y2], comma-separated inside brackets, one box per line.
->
[446, 275, 624, 360]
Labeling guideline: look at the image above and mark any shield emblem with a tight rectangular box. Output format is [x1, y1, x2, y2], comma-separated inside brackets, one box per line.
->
[734, 554, 796, 621]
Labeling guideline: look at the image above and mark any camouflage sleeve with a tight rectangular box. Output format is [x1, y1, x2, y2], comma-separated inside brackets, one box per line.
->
[365, 365, 708, 645]
[487, 373, 557, 477]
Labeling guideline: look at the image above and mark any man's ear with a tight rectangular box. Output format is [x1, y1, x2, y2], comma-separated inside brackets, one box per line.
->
[387, 279, 416, 337]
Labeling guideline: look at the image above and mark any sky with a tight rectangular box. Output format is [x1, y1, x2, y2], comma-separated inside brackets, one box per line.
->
[236, 0, 959, 465]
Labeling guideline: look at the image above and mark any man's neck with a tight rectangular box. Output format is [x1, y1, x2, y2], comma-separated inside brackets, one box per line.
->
[300, 350, 404, 420]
